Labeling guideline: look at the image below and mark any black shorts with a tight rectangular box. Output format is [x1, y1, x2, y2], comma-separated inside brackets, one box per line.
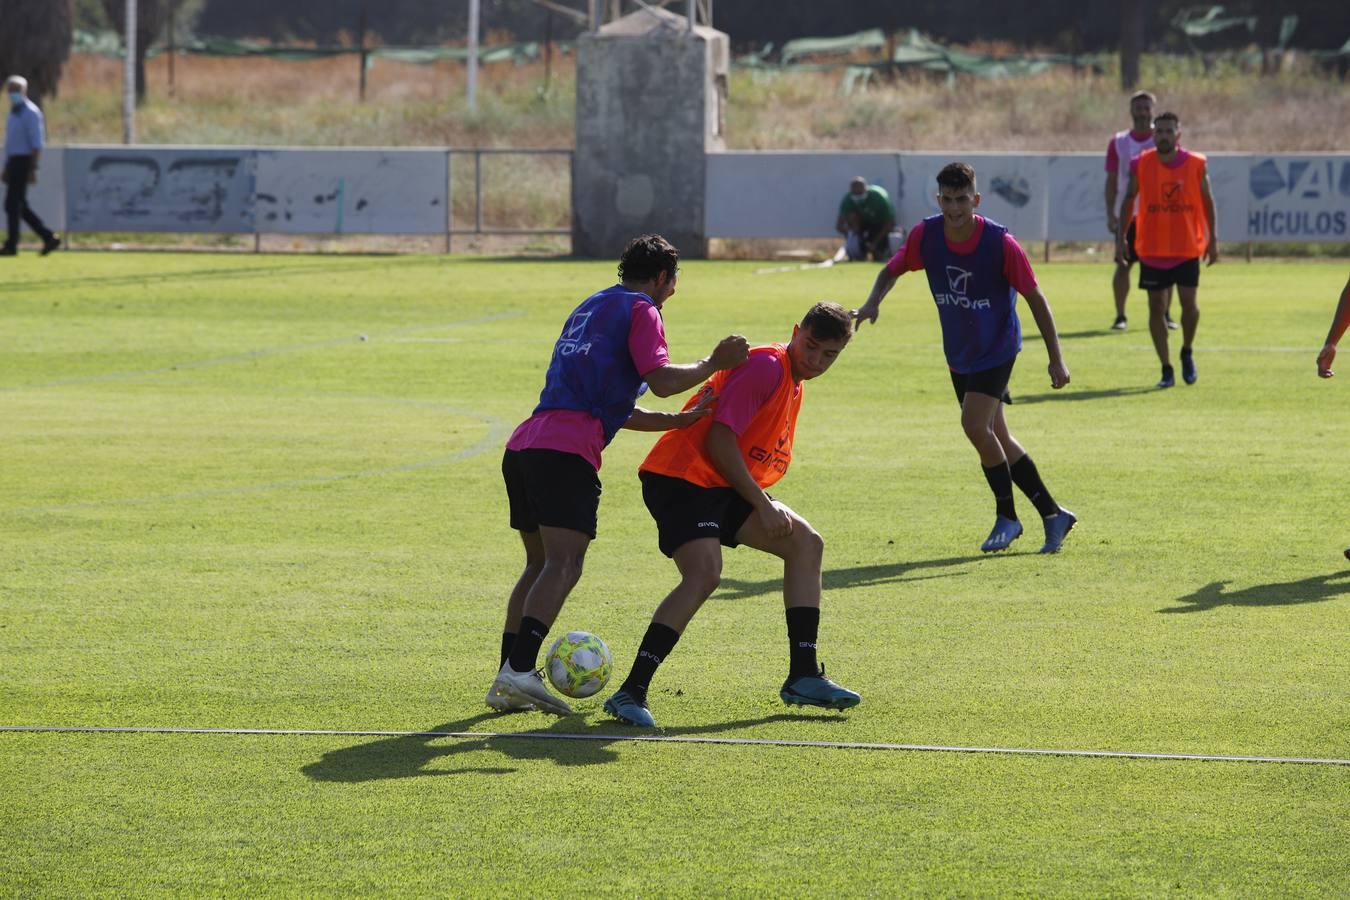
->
[951, 357, 1015, 406]
[502, 448, 600, 538]
[1139, 258, 1200, 290]
[640, 471, 757, 558]
[1121, 220, 1139, 265]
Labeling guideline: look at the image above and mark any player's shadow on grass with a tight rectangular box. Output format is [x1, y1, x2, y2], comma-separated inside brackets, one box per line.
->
[717, 555, 981, 600]
[1012, 386, 1156, 405]
[1056, 328, 1118, 340]
[1159, 571, 1350, 613]
[301, 710, 845, 784]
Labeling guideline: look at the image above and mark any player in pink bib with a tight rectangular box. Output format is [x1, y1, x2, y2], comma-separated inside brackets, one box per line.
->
[1105, 90, 1175, 332]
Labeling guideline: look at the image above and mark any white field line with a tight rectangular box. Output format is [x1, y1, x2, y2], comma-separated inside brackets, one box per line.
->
[3, 725, 1347, 767]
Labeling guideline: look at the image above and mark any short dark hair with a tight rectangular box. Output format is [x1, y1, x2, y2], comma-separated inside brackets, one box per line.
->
[1154, 111, 1180, 127]
[801, 301, 853, 342]
[936, 161, 976, 192]
[1129, 90, 1156, 104]
[618, 234, 679, 283]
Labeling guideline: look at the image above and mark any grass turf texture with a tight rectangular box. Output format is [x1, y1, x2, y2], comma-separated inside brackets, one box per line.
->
[2, 253, 1348, 894]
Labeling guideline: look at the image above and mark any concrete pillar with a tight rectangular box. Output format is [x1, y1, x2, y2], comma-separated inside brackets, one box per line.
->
[573, 7, 728, 259]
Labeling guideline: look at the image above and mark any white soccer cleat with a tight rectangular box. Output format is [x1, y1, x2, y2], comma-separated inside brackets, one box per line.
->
[485, 674, 535, 713]
[489, 662, 573, 716]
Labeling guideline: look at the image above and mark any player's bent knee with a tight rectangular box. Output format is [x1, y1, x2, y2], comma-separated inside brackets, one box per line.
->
[681, 567, 721, 599]
[798, 522, 824, 552]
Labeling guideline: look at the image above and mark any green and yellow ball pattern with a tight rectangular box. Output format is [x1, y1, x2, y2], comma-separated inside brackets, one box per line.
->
[545, 631, 614, 698]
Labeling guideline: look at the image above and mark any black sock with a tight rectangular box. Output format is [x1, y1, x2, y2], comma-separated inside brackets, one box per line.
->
[1009, 455, 1060, 519]
[507, 616, 548, 673]
[982, 462, 1017, 520]
[619, 623, 681, 706]
[785, 606, 820, 679]
[499, 632, 516, 669]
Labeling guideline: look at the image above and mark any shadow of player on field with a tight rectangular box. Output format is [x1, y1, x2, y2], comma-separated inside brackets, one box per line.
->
[302, 709, 841, 784]
[1159, 570, 1350, 614]
[1013, 386, 1156, 405]
[717, 555, 982, 601]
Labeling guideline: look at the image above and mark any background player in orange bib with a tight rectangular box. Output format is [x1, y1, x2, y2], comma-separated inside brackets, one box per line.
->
[1116, 111, 1219, 388]
[603, 302, 860, 728]
[1314, 271, 1350, 561]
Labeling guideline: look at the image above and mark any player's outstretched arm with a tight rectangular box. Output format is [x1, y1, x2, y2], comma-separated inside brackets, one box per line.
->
[854, 267, 900, 328]
[1105, 171, 1119, 236]
[1317, 273, 1350, 378]
[1023, 287, 1070, 389]
[705, 422, 791, 538]
[1200, 167, 1219, 266]
[623, 389, 717, 431]
[644, 335, 748, 398]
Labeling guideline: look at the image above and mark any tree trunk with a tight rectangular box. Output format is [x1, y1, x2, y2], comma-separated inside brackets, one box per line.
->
[1119, 0, 1143, 90]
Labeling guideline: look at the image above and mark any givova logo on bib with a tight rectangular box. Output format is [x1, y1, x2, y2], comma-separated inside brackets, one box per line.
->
[934, 265, 991, 310]
[556, 311, 593, 356]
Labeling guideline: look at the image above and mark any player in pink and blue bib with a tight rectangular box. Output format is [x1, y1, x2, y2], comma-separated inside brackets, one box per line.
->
[488, 234, 749, 716]
[854, 162, 1077, 556]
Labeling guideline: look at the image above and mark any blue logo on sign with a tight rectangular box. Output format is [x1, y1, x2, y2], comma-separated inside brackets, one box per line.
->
[1249, 159, 1284, 199]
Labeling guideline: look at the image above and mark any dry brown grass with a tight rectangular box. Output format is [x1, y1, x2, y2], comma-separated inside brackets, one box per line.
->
[51, 51, 1349, 152]
[43, 51, 1348, 255]
[727, 62, 1350, 153]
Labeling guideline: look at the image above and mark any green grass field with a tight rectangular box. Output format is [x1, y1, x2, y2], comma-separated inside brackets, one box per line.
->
[2, 252, 1348, 895]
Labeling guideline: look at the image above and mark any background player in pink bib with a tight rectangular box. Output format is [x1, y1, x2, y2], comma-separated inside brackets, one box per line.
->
[1105, 90, 1175, 333]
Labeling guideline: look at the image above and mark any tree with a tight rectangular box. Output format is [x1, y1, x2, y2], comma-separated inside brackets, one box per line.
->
[100, 0, 191, 103]
[0, 0, 75, 104]
[1119, 0, 1144, 89]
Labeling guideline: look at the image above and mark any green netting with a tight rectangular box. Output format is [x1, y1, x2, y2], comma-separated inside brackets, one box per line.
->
[780, 28, 885, 65]
[71, 29, 548, 65]
[1172, 5, 1257, 39]
[740, 28, 1096, 84]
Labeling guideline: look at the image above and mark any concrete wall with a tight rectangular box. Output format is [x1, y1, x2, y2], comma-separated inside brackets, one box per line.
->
[573, 9, 728, 259]
[706, 151, 1350, 243]
[55, 146, 451, 235]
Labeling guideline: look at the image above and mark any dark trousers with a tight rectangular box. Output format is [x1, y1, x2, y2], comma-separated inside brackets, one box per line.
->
[4, 155, 53, 249]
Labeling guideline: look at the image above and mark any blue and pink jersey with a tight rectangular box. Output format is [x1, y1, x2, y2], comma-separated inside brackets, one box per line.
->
[884, 215, 1038, 373]
[506, 292, 670, 471]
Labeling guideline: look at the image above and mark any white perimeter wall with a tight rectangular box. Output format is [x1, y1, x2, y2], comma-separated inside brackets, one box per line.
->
[707, 151, 1350, 243]
[36, 146, 1350, 244]
[53, 146, 449, 235]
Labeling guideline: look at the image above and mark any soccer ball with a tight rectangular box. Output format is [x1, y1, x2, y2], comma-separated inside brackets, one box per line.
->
[545, 631, 613, 698]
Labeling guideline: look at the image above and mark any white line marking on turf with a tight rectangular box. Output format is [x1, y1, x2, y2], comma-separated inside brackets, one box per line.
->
[3, 725, 1346, 767]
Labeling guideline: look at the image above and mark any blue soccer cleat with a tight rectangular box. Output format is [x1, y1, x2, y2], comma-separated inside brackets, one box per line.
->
[780, 665, 861, 710]
[981, 515, 1023, 553]
[603, 689, 656, 728]
[1038, 507, 1078, 554]
[1180, 348, 1197, 385]
[1157, 364, 1175, 389]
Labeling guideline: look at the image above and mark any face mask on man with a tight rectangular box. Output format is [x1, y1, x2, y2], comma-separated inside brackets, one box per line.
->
[7, 91, 22, 107]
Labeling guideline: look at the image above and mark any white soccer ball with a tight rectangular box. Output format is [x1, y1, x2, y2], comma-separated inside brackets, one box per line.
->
[545, 631, 614, 699]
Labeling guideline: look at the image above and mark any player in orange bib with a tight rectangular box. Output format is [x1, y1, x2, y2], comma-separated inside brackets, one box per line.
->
[1116, 111, 1219, 388]
[603, 302, 860, 727]
[1314, 271, 1350, 561]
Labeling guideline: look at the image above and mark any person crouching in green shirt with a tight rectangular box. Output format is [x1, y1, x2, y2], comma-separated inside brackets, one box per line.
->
[837, 176, 896, 262]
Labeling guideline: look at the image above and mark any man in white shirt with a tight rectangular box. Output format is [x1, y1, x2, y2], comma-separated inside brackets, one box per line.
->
[2, 75, 59, 257]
